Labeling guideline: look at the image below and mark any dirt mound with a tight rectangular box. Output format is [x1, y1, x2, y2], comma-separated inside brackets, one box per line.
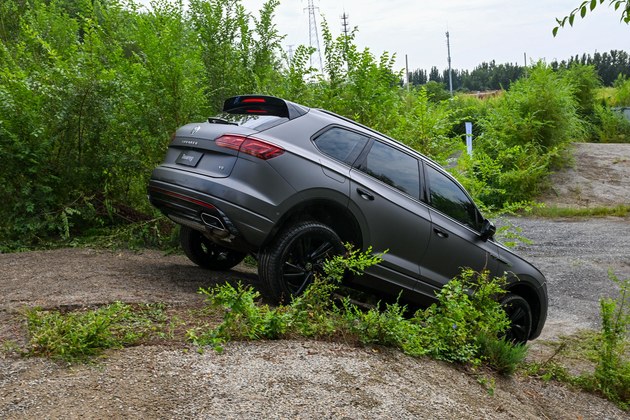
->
[541, 142, 630, 208]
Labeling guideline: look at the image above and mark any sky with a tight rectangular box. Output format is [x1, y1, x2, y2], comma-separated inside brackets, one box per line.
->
[232, 0, 629, 72]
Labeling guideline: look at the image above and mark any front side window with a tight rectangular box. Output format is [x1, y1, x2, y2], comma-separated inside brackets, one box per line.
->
[313, 127, 369, 165]
[425, 165, 480, 230]
[360, 141, 420, 198]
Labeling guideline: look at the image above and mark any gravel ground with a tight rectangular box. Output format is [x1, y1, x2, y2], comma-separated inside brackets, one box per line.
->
[0, 142, 629, 419]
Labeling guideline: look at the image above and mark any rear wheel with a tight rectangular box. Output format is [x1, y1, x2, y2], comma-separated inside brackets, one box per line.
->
[259, 221, 345, 303]
[180, 226, 245, 270]
[500, 294, 532, 344]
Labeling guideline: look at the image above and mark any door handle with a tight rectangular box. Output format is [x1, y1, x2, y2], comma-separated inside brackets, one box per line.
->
[433, 228, 449, 238]
[356, 188, 374, 201]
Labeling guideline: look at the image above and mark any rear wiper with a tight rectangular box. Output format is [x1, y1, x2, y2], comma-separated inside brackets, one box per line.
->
[208, 117, 238, 125]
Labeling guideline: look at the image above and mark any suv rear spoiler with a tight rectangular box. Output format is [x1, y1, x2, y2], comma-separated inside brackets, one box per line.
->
[223, 95, 309, 120]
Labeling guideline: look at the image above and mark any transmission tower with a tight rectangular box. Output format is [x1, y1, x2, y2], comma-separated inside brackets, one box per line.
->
[341, 11, 349, 63]
[305, 0, 323, 73]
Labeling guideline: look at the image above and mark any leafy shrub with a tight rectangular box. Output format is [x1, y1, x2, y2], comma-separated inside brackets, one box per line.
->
[612, 75, 630, 107]
[593, 104, 630, 143]
[593, 271, 630, 407]
[188, 282, 288, 352]
[524, 271, 629, 410]
[190, 248, 525, 375]
[409, 269, 511, 363]
[470, 63, 584, 208]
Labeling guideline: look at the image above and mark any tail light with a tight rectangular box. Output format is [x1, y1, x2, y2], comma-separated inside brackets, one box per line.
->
[216, 134, 284, 160]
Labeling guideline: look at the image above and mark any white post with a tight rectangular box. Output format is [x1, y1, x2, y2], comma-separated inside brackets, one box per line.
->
[465, 122, 473, 156]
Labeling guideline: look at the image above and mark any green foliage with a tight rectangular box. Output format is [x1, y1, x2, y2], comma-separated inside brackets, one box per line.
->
[477, 334, 528, 375]
[346, 300, 416, 348]
[409, 269, 511, 363]
[563, 64, 602, 113]
[468, 63, 584, 208]
[611, 75, 630, 106]
[25, 302, 165, 362]
[594, 271, 630, 407]
[592, 104, 630, 143]
[530, 204, 630, 218]
[190, 250, 525, 375]
[554, 1, 630, 36]
[188, 282, 287, 352]
[188, 246, 383, 349]
[4, 0, 630, 248]
[524, 272, 629, 409]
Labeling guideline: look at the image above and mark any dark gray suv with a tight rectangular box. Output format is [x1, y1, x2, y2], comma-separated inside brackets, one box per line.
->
[148, 95, 547, 342]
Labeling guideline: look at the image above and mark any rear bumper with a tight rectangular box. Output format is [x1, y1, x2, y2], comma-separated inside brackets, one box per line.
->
[148, 172, 275, 252]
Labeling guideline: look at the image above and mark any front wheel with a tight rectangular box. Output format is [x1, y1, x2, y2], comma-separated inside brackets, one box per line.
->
[500, 294, 532, 344]
[258, 221, 346, 303]
[179, 226, 245, 270]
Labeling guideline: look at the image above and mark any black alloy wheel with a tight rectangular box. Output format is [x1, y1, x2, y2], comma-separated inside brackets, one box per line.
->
[259, 221, 346, 302]
[500, 293, 533, 344]
[179, 225, 245, 270]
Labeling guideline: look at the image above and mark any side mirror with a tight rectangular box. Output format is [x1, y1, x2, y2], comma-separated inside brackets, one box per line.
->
[479, 219, 496, 241]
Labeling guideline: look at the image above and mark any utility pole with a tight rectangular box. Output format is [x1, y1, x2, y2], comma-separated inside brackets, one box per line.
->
[287, 44, 295, 65]
[305, 0, 323, 73]
[446, 31, 453, 97]
[405, 54, 410, 91]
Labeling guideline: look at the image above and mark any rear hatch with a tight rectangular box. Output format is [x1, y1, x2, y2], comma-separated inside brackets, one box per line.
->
[161, 95, 309, 178]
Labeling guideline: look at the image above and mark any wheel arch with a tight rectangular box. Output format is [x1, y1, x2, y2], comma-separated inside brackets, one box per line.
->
[505, 277, 545, 340]
[266, 198, 363, 250]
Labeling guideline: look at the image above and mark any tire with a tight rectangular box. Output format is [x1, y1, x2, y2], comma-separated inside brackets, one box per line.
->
[179, 226, 245, 270]
[500, 294, 532, 344]
[258, 221, 346, 303]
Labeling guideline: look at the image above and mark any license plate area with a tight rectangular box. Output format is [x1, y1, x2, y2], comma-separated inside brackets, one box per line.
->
[176, 150, 203, 167]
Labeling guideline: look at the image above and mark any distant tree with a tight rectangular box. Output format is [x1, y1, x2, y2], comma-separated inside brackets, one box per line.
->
[408, 68, 427, 85]
[554, 0, 630, 36]
[428, 66, 442, 83]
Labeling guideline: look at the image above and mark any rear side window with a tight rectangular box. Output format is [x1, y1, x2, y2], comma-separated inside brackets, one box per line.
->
[425, 165, 481, 230]
[360, 141, 420, 198]
[313, 127, 369, 165]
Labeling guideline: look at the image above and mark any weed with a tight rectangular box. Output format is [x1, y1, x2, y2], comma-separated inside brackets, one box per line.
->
[523, 271, 629, 410]
[189, 249, 526, 378]
[25, 302, 168, 362]
[530, 205, 630, 218]
[411, 269, 511, 364]
[593, 271, 630, 407]
[477, 334, 528, 375]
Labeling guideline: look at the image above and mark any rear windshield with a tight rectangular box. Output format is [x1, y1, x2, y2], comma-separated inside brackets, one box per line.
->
[212, 113, 288, 131]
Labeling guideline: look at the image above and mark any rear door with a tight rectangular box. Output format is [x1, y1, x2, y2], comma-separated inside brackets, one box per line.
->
[349, 140, 432, 292]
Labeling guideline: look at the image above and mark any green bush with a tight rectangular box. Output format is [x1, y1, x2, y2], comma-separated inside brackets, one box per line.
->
[470, 63, 584, 208]
[594, 271, 630, 407]
[409, 269, 511, 363]
[593, 104, 630, 143]
[612, 75, 630, 107]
